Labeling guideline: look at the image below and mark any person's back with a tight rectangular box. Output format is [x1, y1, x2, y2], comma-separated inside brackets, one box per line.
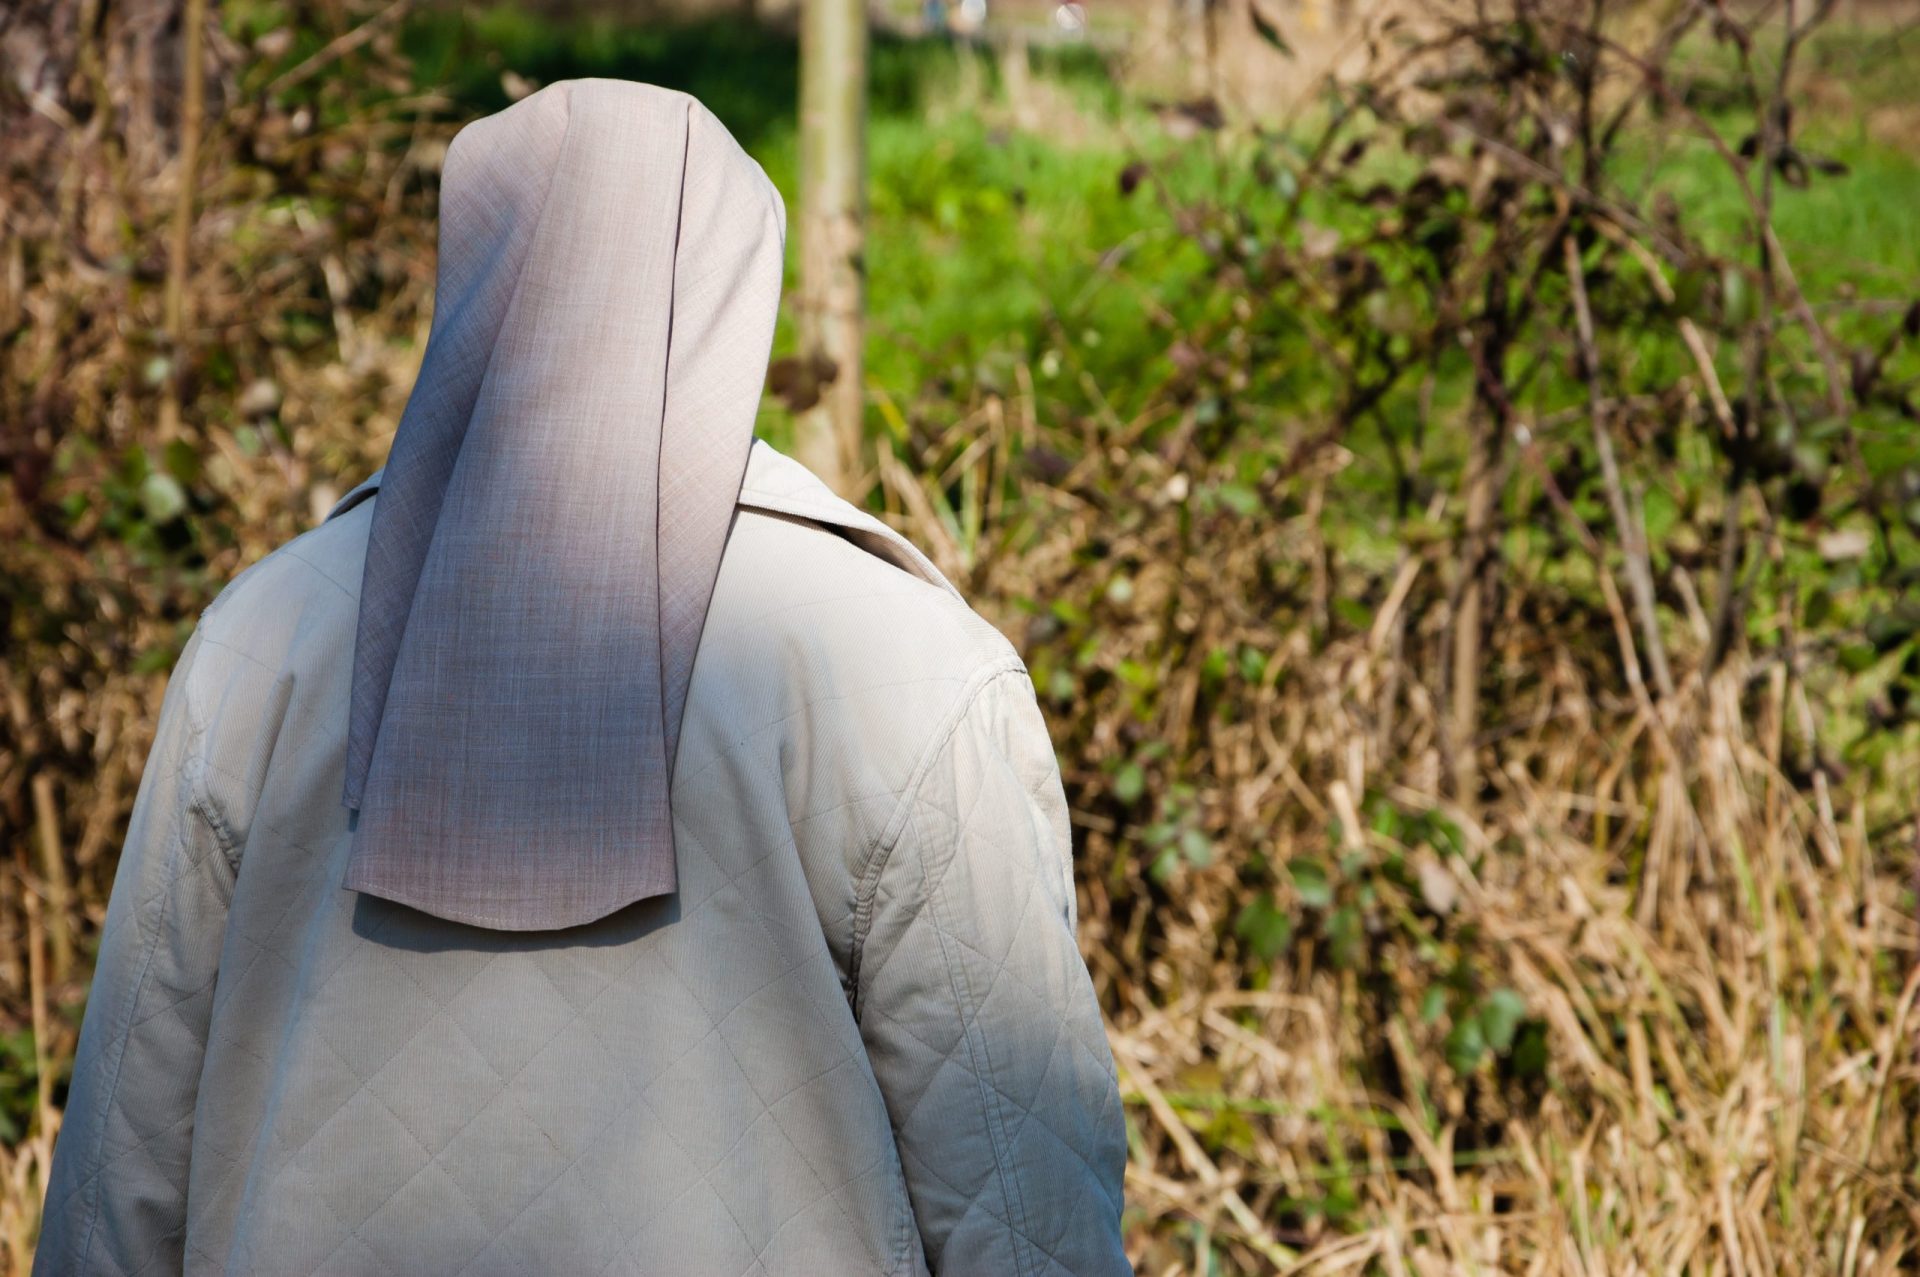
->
[34, 81, 1127, 1277]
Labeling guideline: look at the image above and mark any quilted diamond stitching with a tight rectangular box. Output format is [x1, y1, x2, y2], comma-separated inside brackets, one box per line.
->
[666, 814, 893, 1267]
[904, 802, 1038, 1277]
[291, 933, 677, 1274]
[849, 667, 1123, 1274]
[929, 801, 1122, 1213]
[263, 761, 869, 1275]
[65, 705, 217, 1267]
[51, 508, 1123, 1275]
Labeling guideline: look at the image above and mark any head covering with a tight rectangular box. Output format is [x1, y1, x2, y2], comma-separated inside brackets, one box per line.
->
[340, 80, 786, 931]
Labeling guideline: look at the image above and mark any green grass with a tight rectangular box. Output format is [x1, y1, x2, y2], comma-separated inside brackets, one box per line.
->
[1631, 22, 1920, 300]
[388, 6, 1920, 508]
[1625, 114, 1920, 307]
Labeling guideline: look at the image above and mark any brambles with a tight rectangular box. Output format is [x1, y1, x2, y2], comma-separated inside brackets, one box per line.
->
[878, 1, 1920, 1269]
[3, 0, 1918, 1271]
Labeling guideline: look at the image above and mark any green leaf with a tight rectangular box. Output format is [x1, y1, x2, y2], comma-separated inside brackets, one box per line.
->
[1671, 267, 1709, 319]
[1722, 264, 1754, 327]
[162, 438, 203, 484]
[1249, 0, 1293, 55]
[1641, 487, 1678, 544]
[1288, 857, 1333, 909]
[1838, 643, 1879, 674]
[1047, 667, 1076, 702]
[1214, 484, 1262, 517]
[1113, 762, 1146, 805]
[1179, 827, 1213, 867]
[1323, 905, 1364, 969]
[1478, 988, 1527, 1053]
[1868, 605, 1920, 652]
[140, 472, 188, 524]
[1444, 1016, 1487, 1073]
[1233, 894, 1294, 961]
[1792, 440, 1829, 483]
[1149, 847, 1180, 883]
[1333, 597, 1373, 630]
[1044, 599, 1090, 626]
[1512, 1020, 1550, 1078]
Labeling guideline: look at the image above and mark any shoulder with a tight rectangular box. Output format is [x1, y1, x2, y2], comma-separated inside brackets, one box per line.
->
[710, 507, 1015, 668]
[157, 502, 371, 854]
[679, 445, 1037, 799]
[192, 445, 1036, 777]
[710, 445, 1025, 698]
[719, 440, 1020, 673]
[194, 499, 371, 674]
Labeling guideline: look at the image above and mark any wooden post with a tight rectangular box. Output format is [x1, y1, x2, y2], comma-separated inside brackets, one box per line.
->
[796, 0, 868, 497]
[160, 0, 207, 443]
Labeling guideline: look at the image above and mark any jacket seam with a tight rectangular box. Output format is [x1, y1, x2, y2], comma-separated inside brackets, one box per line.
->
[183, 630, 294, 888]
[845, 658, 1027, 1020]
[69, 668, 222, 1270]
[189, 753, 243, 891]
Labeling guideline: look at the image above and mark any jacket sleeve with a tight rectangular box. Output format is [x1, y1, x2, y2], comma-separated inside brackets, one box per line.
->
[854, 665, 1130, 1277]
[35, 629, 234, 1277]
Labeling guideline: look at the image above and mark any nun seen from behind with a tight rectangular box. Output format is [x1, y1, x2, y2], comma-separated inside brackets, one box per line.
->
[35, 81, 1129, 1276]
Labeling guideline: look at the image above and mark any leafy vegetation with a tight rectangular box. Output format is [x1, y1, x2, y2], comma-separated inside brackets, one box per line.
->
[3, 0, 1918, 1271]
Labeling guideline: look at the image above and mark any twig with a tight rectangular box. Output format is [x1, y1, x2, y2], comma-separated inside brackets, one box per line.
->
[1593, 221, 1740, 437]
[1433, 117, 1685, 264]
[1111, 1036, 1300, 1268]
[1563, 233, 1676, 703]
[29, 775, 72, 984]
[17, 859, 52, 1142]
[1532, 12, 1854, 420]
[263, 0, 416, 97]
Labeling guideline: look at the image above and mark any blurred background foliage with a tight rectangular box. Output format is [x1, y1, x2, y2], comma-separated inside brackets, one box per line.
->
[3, 0, 1920, 1270]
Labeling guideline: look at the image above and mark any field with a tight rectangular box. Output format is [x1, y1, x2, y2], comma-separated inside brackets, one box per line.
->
[3, 0, 1919, 1271]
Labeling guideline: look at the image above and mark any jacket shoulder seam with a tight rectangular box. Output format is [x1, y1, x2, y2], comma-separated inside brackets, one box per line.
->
[178, 654, 244, 880]
[845, 658, 1029, 1019]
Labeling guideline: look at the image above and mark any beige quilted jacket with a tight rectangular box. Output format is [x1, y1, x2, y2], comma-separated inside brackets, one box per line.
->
[34, 441, 1130, 1276]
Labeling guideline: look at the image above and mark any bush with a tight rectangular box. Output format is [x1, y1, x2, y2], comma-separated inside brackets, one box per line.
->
[2, 0, 1916, 1270]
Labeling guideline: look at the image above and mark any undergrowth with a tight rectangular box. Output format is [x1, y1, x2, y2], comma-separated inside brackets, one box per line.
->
[2, 0, 1917, 1271]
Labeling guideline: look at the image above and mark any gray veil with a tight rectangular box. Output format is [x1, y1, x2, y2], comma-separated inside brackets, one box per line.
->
[340, 80, 785, 930]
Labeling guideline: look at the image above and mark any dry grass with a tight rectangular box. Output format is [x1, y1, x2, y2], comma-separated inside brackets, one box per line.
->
[2, 0, 1918, 1273]
[875, 386, 1920, 1272]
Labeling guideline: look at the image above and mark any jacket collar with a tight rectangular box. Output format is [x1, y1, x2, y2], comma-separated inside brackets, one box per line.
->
[325, 440, 961, 600]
